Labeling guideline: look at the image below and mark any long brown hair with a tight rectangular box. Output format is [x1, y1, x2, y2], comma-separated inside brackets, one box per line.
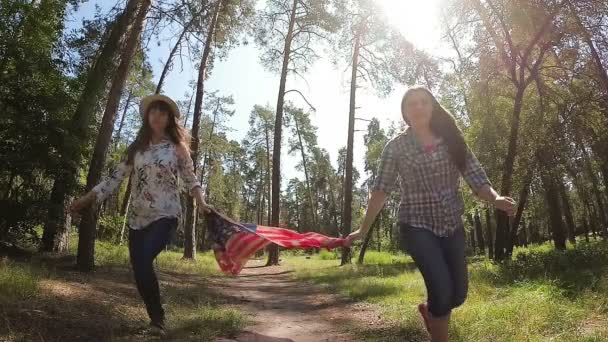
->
[126, 100, 190, 164]
[401, 86, 467, 171]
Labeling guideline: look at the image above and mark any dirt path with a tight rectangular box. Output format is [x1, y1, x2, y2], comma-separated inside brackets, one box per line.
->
[210, 260, 384, 342]
[2, 255, 397, 341]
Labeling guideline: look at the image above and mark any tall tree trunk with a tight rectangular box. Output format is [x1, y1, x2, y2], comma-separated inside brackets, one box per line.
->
[183, 84, 196, 127]
[472, 0, 552, 260]
[494, 86, 525, 261]
[485, 208, 494, 259]
[467, 213, 477, 252]
[3, 173, 15, 200]
[541, 171, 567, 250]
[113, 90, 134, 237]
[197, 104, 220, 252]
[559, 180, 577, 245]
[200, 103, 219, 199]
[601, 160, 608, 207]
[583, 217, 590, 242]
[520, 218, 528, 247]
[155, 16, 199, 94]
[341, 24, 363, 266]
[267, 0, 298, 266]
[578, 139, 608, 235]
[256, 168, 264, 224]
[40, 0, 143, 253]
[119, 194, 130, 244]
[264, 121, 272, 226]
[114, 90, 133, 143]
[506, 168, 533, 256]
[327, 176, 340, 235]
[77, 0, 150, 271]
[474, 209, 485, 253]
[294, 115, 317, 226]
[567, 0, 608, 103]
[358, 220, 375, 264]
[183, 0, 223, 259]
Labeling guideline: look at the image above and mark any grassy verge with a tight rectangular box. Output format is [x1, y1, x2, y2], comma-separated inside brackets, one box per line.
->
[285, 241, 608, 342]
[0, 240, 246, 342]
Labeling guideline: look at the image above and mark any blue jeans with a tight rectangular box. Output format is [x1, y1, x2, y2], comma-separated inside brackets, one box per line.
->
[399, 224, 468, 318]
[128, 217, 177, 324]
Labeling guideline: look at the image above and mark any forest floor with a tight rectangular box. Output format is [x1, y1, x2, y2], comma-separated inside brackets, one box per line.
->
[2, 240, 608, 341]
[0, 242, 389, 342]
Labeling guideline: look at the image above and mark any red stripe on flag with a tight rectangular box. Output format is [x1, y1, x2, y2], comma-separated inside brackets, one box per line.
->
[211, 213, 348, 275]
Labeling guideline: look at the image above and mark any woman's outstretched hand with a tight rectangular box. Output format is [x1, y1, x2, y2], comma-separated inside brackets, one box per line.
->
[494, 195, 516, 216]
[70, 192, 95, 216]
[346, 228, 363, 246]
[199, 202, 212, 214]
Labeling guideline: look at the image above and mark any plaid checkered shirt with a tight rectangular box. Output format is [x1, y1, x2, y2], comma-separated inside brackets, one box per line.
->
[373, 128, 491, 237]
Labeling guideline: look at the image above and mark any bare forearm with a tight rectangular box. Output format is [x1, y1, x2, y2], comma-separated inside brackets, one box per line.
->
[476, 184, 499, 204]
[359, 191, 388, 236]
[191, 187, 207, 208]
[84, 191, 97, 204]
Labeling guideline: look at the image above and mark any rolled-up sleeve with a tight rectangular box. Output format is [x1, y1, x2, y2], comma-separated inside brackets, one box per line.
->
[372, 141, 399, 194]
[92, 161, 132, 205]
[177, 150, 202, 194]
[462, 147, 491, 194]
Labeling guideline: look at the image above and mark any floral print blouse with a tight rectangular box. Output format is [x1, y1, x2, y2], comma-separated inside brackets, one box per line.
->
[92, 138, 201, 230]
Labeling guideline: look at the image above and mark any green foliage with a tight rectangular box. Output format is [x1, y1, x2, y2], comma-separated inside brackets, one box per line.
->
[97, 214, 125, 243]
[0, 0, 81, 241]
[318, 249, 338, 260]
[285, 242, 608, 341]
[0, 259, 40, 300]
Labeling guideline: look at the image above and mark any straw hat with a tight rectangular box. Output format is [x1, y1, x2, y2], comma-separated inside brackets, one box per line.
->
[139, 94, 181, 119]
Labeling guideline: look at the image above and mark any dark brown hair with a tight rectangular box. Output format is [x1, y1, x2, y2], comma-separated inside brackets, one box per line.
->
[126, 100, 190, 164]
[401, 86, 467, 171]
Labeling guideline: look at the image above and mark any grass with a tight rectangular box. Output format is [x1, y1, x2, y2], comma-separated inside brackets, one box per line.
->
[93, 240, 222, 275]
[0, 239, 246, 341]
[0, 259, 41, 301]
[284, 241, 608, 342]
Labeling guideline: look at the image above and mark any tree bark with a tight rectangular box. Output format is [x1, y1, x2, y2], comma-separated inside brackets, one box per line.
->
[77, 0, 151, 272]
[558, 180, 577, 245]
[267, 0, 298, 266]
[485, 208, 494, 259]
[472, 0, 553, 260]
[506, 168, 533, 256]
[541, 171, 567, 250]
[264, 119, 272, 226]
[494, 86, 525, 261]
[183, 0, 223, 260]
[521, 218, 528, 247]
[155, 16, 198, 94]
[577, 139, 608, 236]
[567, 0, 608, 102]
[357, 220, 375, 264]
[40, 0, 143, 253]
[341, 23, 363, 266]
[293, 114, 317, 226]
[114, 89, 133, 142]
[474, 209, 485, 253]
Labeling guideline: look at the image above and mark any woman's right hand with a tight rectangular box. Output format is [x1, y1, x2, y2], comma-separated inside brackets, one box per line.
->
[70, 193, 94, 215]
[346, 229, 364, 245]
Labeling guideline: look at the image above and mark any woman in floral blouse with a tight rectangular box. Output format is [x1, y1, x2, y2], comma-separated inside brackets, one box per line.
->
[347, 86, 515, 342]
[71, 94, 209, 335]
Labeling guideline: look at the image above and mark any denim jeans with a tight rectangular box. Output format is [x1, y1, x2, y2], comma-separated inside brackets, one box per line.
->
[128, 217, 177, 324]
[399, 224, 468, 318]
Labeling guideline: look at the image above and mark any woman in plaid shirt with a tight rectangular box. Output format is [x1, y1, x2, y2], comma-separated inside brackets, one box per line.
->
[347, 86, 515, 342]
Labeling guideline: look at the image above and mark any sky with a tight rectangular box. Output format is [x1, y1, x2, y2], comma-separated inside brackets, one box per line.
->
[66, 0, 446, 185]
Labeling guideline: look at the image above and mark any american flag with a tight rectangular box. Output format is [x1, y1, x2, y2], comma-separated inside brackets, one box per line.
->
[204, 208, 348, 275]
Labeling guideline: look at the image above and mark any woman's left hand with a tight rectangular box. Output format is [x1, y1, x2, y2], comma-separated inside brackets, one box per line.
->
[199, 202, 212, 214]
[494, 196, 516, 216]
